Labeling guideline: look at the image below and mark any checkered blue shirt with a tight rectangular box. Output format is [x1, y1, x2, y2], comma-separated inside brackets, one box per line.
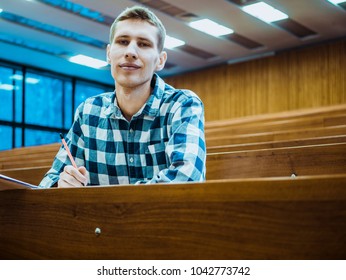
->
[39, 74, 206, 188]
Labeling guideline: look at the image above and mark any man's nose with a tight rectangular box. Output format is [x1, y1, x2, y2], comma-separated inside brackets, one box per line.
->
[125, 42, 138, 59]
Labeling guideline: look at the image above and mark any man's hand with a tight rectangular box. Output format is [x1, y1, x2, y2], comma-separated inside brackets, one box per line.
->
[58, 165, 88, 188]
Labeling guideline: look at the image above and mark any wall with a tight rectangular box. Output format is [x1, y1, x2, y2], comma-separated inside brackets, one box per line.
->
[165, 39, 346, 122]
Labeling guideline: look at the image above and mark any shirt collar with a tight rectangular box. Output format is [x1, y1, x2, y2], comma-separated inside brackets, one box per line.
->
[103, 91, 122, 119]
[142, 73, 165, 117]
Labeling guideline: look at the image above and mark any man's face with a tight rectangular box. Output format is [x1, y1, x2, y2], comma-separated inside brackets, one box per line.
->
[107, 19, 166, 90]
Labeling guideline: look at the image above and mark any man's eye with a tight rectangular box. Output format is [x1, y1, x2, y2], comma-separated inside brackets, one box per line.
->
[139, 42, 150, 47]
[117, 40, 128, 45]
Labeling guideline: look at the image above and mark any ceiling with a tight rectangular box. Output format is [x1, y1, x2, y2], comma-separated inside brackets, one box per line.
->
[0, 0, 346, 86]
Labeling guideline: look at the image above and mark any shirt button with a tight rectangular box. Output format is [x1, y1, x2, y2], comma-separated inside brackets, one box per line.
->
[129, 157, 134, 163]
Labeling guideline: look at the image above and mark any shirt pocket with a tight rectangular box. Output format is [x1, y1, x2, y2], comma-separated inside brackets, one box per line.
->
[145, 142, 168, 179]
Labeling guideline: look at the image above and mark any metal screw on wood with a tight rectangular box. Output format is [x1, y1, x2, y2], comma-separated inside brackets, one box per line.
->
[95, 227, 101, 236]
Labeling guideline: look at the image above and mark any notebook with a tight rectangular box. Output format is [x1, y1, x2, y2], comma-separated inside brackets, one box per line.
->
[0, 174, 38, 191]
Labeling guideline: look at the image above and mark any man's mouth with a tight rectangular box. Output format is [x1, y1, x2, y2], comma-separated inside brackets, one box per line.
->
[119, 63, 141, 70]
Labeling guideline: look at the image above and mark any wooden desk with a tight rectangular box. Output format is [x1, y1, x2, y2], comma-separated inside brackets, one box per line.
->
[1, 175, 345, 260]
[207, 143, 346, 180]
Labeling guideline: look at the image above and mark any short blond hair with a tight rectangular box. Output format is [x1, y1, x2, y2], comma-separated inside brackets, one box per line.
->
[109, 6, 166, 52]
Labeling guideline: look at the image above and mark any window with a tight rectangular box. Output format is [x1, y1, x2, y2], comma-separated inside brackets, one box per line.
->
[0, 126, 12, 150]
[64, 81, 73, 129]
[15, 128, 22, 148]
[74, 81, 113, 112]
[25, 72, 64, 127]
[0, 61, 113, 151]
[0, 67, 22, 122]
[25, 129, 60, 147]
[0, 67, 14, 122]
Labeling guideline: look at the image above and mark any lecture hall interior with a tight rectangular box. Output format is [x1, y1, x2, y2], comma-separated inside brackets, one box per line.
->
[0, 0, 346, 260]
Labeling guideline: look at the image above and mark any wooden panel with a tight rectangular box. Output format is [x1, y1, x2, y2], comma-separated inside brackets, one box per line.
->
[207, 135, 346, 153]
[3, 139, 345, 184]
[0, 166, 50, 185]
[0, 143, 59, 170]
[0, 159, 54, 170]
[206, 114, 346, 137]
[206, 143, 346, 180]
[0, 175, 346, 259]
[0, 143, 60, 158]
[205, 104, 346, 129]
[206, 125, 346, 146]
[165, 39, 346, 121]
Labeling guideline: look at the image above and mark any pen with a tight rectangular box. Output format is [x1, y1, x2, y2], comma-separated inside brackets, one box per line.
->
[59, 133, 78, 169]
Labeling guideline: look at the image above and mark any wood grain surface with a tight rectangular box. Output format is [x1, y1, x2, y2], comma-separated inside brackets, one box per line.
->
[1, 175, 345, 260]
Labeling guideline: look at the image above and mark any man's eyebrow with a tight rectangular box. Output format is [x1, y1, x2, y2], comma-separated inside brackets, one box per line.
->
[114, 35, 130, 39]
[115, 35, 154, 43]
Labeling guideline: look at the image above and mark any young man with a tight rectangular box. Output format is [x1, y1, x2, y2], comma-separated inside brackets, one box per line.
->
[39, 6, 206, 188]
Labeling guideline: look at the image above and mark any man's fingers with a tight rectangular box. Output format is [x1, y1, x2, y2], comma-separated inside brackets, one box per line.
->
[78, 166, 88, 186]
[64, 165, 87, 184]
[58, 165, 88, 187]
[78, 166, 87, 175]
[58, 171, 83, 187]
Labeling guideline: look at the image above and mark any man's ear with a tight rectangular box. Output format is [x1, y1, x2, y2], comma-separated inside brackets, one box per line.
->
[155, 51, 167, 71]
[106, 44, 111, 64]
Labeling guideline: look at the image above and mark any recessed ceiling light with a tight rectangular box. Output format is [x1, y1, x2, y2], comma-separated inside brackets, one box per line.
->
[327, 0, 346, 4]
[10, 74, 40, 84]
[69, 54, 108, 69]
[189, 19, 234, 37]
[0, 84, 18, 91]
[10, 74, 23, 81]
[164, 35, 185, 49]
[242, 2, 289, 23]
[26, 77, 40, 84]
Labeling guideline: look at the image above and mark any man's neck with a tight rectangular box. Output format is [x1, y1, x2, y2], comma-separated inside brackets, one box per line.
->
[116, 82, 152, 121]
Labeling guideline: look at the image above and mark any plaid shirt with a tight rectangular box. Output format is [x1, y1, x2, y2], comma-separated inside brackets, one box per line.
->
[39, 74, 206, 188]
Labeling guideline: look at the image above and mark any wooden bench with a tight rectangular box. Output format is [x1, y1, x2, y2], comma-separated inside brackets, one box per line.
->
[205, 114, 346, 137]
[1, 104, 345, 180]
[0, 166, 50, 186]
[1, 175, 345, 259]
[0, 158, 55, 170]
[0, 143, 60, 158]
[5, 136, 344, 169]
[205, 104, 346, 130]
[2, 142, 345, 185]
[0, 143, 60, 169]
[1, 138, 345, 183]
[207, 135, 346, 153]
[206, 125, 346, 146]
[206, 142, 346, 180]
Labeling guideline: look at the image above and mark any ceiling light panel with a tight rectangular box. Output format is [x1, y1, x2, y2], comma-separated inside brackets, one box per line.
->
[327, 0, 346, 10]
[327, 0, 346, 4]
[189, 19, 234, 37]
[164, 35, 185, 49]
[69, 55, 108, 69]
[242, 2, 289, 23]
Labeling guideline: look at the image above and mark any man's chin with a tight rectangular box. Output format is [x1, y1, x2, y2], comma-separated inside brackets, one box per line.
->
[115, 76, 151, 89]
